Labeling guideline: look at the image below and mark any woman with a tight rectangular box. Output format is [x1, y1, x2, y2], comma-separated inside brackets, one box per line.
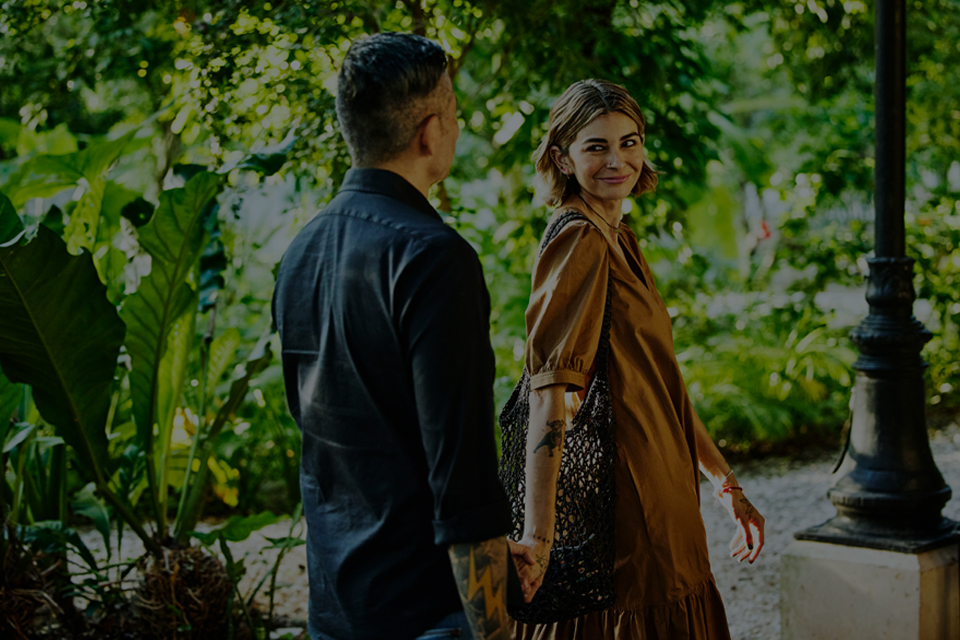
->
[509, 79, 765, 638]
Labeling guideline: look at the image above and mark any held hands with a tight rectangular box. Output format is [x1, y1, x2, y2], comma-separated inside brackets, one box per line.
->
[508, 535, 551, 603]
[717, 482, 765, 564]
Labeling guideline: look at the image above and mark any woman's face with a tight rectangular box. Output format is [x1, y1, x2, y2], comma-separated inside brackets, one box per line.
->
[555, 111, 645, 203]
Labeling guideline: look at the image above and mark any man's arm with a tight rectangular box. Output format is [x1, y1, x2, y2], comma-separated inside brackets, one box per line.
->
[448, 536, 509, 640]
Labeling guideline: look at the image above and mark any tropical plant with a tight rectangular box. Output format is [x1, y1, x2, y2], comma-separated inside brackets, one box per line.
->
[0, 127, 289, 560]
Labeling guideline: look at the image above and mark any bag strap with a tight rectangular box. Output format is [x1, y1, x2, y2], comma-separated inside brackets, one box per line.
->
[538, 209, 590, 257]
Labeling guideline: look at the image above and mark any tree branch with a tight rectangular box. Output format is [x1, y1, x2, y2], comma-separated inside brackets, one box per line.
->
[448, 13, 482, 82]
[401, 0, 428, 36]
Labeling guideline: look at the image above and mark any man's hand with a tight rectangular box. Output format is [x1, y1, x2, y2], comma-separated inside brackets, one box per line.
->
[448, 536, 509, 640]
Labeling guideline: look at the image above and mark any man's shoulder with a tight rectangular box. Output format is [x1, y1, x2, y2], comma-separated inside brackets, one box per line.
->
[302, 190, 474, 258]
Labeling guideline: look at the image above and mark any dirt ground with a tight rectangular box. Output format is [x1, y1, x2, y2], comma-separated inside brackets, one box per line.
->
[75, 422, 960, 639]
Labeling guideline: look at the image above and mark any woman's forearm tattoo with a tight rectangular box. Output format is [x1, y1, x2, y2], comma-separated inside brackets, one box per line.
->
[533, 419, 565, 457]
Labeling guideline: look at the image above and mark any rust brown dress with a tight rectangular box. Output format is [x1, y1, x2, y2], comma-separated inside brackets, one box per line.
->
[512, 209, 731, 640]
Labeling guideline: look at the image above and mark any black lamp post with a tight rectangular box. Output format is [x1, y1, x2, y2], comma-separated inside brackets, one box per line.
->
[795, 0, 957, 553]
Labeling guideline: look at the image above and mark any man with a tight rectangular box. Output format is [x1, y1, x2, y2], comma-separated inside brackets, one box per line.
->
[273, 33, 523, 639]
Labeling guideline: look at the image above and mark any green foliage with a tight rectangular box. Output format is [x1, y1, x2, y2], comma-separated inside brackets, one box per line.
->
[0, 192, 22, 242]
[0, 128, 287, 570]
[18, 520, 100, 571]
[120, 172, 221, 529]
[71, 482, 111, 560]
[189, 510, 280, 546]
[174, 344, 274, 543]
[0, 222, 123, 479]
[680, 310, 855, 446]
[0, 11, 958, 632]
[909, 207, 960, 407]
[10, 430, 68, 526]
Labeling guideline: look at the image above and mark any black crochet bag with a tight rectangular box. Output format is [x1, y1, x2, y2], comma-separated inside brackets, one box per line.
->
[498, 210, 617, 624]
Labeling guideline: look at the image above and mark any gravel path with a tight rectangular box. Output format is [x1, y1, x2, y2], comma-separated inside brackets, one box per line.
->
[704, 422, 960, 640]
[76, 423, 960, 639]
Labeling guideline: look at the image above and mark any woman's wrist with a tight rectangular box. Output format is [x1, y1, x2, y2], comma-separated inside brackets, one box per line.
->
[720, 468, 739, 489]
[708, 467, 738, 491]
[521, 527, 554, 549]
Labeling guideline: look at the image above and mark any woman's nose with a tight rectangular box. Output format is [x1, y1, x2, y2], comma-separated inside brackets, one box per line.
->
[606, 151, 624, 169]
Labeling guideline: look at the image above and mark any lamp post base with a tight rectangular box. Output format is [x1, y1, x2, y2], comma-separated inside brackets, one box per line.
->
[795, 514, 958, 554]
[780, 539, 960, 640]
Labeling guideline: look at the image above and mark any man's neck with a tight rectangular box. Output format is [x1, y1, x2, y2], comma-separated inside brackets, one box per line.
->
[369, 157, 433, 198]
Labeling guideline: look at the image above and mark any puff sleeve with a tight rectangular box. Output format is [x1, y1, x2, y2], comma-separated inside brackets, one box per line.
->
[524, 220, 610, 392]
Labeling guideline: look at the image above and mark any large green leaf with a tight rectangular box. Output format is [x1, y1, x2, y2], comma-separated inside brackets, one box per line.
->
[156, 309, 196, 500]
[205, 327, 242, 397]
[0, 225, 124, 478]
[120, 172, 220, 524]
[122, 282, 193, 446]
[3, 133, 132, 209]
[0, 192, 23, 245]
[122, 172, 219, 439]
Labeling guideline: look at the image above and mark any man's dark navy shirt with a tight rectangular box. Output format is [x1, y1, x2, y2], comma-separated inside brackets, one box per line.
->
[272, 169, 512, 639]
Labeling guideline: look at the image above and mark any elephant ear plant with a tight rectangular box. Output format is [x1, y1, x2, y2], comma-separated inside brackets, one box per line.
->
[0, 135, 291, 569]
[0, 185, 155, 550]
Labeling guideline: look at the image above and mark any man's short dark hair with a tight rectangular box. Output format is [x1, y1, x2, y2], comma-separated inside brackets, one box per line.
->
[336, 32, 448, 167]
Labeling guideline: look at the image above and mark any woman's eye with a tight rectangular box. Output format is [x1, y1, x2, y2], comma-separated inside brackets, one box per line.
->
[587, 145, 605, 152]
[623, 139, 639, 148]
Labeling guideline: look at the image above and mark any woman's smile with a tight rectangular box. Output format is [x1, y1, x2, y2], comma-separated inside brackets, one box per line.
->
[597, 175, 631, 184]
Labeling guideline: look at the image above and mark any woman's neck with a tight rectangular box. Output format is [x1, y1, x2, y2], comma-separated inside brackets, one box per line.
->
[570, 192, 622, 237]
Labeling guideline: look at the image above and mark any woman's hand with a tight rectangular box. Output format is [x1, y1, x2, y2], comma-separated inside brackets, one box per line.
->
[507, 539, 536, 603]
[718, 487, 765, 563]
[512, 535, 552, 602]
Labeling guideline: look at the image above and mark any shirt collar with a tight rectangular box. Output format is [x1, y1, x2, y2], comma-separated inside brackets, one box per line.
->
[339, 168, 441, 222]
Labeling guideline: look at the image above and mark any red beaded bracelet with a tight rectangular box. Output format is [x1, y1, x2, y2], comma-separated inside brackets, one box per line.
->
[717, 486, 743, 497]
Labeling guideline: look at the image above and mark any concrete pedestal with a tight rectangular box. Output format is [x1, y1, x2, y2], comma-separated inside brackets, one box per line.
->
[781, 540, 959, 640]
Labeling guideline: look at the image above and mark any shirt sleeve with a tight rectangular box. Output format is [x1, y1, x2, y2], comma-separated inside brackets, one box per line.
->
[525, 220, 610, 392]
[400, 235, 512, 547]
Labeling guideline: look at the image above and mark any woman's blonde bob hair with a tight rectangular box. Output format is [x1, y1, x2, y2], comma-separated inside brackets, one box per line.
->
[535, 79, 658, 207]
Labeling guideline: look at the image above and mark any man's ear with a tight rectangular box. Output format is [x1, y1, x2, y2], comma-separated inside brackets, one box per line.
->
[418, 113, 442, 159]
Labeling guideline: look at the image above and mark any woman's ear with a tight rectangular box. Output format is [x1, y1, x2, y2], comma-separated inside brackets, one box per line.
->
[549, 145, 569, 175]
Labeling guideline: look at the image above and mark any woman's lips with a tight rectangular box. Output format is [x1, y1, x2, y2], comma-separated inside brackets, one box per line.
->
[598, 175, 631, 184]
